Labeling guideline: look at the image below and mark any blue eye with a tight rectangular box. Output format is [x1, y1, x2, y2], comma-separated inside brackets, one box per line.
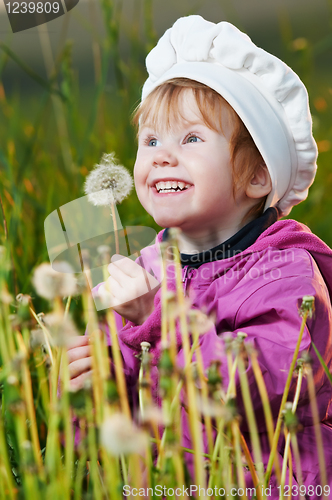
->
[186, 135, 202, 143]
[148, 138, 160, 147]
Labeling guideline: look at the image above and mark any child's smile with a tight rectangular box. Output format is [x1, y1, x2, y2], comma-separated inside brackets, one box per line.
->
[134, 90, 251, 251]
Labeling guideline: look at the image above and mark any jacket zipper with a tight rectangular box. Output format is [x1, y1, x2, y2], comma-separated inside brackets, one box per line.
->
[182, 266, 192, 296]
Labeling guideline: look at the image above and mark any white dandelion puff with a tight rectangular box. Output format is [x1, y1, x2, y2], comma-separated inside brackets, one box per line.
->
[84, 152, 133, 206]
[100, 413, 148, 456]
[43, 312, 78, 346]
[32, 262, 77, 300]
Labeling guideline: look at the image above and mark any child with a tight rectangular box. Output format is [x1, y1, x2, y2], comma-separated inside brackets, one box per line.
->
[67, 15, 332, 494]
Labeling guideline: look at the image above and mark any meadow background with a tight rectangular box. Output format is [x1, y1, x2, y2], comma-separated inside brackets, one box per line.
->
[0, 0, 332, 297]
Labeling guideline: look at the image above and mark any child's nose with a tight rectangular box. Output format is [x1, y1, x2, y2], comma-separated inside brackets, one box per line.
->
[152, 148, 178, 167]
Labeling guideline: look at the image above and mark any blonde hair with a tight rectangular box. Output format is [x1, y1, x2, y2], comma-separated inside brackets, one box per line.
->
[133, 78, 268, 220]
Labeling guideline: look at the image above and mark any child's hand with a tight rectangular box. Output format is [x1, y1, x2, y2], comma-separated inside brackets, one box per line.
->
[98, 254, 161, 325]
[66, 335, 93, 390]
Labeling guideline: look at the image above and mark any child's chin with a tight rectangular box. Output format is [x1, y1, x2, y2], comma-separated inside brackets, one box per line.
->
[153, 215, 182, 228]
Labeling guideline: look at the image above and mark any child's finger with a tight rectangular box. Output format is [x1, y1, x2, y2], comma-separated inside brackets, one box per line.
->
[69, 370, 93, 391]
[67, 345, 92, 364]
[68, 356, 93, 380]
[67, 335, 90, 351]
[109, 254, 145, 279]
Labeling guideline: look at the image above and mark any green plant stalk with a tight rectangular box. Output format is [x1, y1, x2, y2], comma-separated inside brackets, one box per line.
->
[34, 349, 50, 421]
[156, 383, 172, 471]
[0, 305, 10, 365]
[168, 304, 177, 367]
[2, 301, 16, 360]
[208, 416, 225, 490]
[311, 340, 332, 385]
[290, 433, 305, 498]
[231, 420, 248, 499]
[265, 308, 310, 487]
[45, 348, 62, 477]
[237, 354, 265, 491]
[15, 332, 44, 475]
[81, 282, 106, 425]
[171, 238, 206, 489]
[64, 295, 72, 319]
[171, 450, 186, 494]
[220, 426, 233, 493]
[90, 329, 108, 424]
[106, 308, 131, 418]
[73, 446, 87, 500]
[209, 348, 239, 490]
[239, 432, 261, 493]
[225, 356, 238, 400]
[306, 364, 328, 491]
[191, 322, 214, 457]
[0, 412, 16, 500]
[110, 202, 120, 254]
[280, 366, 303, 497]
[59, 347, 74, 498]
[14, 408, 41, 500]
[86, 393, 103, 500]
[128, 454, 144, 492]
[160, 245, 168, 346]
[251, 351, 281, 483]
[100, 447, 123, 500]
[120, 453, 128, 486]
[288, 443, 293, 491]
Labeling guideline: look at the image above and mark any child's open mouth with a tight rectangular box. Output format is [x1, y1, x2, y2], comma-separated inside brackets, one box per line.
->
[153, 180, 193, 194]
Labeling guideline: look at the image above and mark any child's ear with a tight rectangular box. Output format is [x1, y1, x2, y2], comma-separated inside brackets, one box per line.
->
[246, 163, 272, 199]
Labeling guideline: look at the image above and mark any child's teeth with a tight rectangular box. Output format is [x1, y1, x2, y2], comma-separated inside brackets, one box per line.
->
[154, 180, 192, 192]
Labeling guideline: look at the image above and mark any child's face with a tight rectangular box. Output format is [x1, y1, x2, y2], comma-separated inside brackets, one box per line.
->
[134, 90, 247, 238]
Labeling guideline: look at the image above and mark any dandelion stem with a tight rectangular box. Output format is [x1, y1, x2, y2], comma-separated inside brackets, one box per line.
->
[265, 305, 311, 487]
[29, 307, 54, 365]
[251, 350, 281, 483]
[280, 366, 303, 497]
[110, 202, 120, 254]
[237, 353, 265, 492]
[306, 364, 328, 492]
[15, 332, 44, 474]
[64, 295, 72, 319]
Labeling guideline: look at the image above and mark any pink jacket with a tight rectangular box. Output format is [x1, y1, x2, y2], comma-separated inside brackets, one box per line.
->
[102, 219, 332, 496]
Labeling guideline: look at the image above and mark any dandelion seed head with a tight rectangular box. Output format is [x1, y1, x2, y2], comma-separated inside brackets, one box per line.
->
[84, 152, 133, 206]
[43, 312, 78, 346]
[100, 413, 148, 456]
[16, 293, 30, 306]
[30, 328, 45, 350]
[188, 309, 215, 335]
[97, 245, 111, 256]
[32, 262, 77, 300]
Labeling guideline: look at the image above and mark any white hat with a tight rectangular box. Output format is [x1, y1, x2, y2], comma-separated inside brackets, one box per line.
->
[141, 15, 318, 217]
